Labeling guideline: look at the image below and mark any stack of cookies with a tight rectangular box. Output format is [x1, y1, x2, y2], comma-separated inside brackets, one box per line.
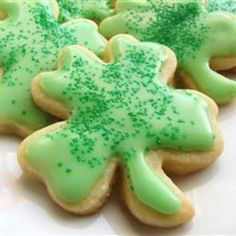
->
[0, 0, 235, 228]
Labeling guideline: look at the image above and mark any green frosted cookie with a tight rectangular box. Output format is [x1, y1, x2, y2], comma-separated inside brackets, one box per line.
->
[0, 0, 106, 136]
[100, 0, 236, 103]
[19, 35, 222, 227]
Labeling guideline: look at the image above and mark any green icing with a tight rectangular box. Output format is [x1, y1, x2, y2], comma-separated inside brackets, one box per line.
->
[0, 0, 106, 133]
[25, 36, 216, 215]
[57, 0, 114, 23]
[208, 0, 236, 13]
[100, 0, 236, 103]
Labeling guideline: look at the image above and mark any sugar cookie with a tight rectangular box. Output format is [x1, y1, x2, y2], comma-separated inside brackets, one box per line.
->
[0, 0, 106, 137]
[19, 35, 223, 227]
[100, 0, 236, 104]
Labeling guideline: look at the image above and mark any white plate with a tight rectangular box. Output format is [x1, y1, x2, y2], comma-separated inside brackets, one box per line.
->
[0, 100, 236, 235]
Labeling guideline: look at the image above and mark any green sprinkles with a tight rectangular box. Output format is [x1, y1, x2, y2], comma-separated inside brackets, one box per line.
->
[57, 0, 113, 23]
[21, 110, 27, 116]
[138, 1, 208, 60]
[208, 0, 236, 14]
[101, 0, 209, 61]
[37, 37, 215, 171]
[0, 0, 105, 132]
[99, 0, 236, 103]
[65, 168, 72, 173]
[57, 162, 63, 167]
[26, 36, 216, 213]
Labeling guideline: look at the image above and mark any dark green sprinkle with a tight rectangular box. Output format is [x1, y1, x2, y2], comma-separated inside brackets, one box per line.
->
[57, 162, 63, 167]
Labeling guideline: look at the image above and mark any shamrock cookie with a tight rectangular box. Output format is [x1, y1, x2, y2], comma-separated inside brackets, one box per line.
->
[19, 35, 223, 227]
[0, 0, 106, 137]
[100, 0, 236, 104]
[57, 0, 113, 23]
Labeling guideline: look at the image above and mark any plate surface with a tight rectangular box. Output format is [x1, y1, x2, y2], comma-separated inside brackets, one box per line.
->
[0, 100, 236, 235]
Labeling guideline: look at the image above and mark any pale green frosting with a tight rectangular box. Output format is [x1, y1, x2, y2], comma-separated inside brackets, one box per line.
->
[208, 0, 236, 14]
[25, 36, 216, 215]
[100, 0, 236, 103]
[0, 0, 106, 133]
[57, 0, 114, 23]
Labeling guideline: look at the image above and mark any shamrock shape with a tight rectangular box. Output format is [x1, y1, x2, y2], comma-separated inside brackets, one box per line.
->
[19, 35, 222, 227]
[57, 0, 114, 23]
[100, 0, 236, 103]
[0, 0, 106, 137]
